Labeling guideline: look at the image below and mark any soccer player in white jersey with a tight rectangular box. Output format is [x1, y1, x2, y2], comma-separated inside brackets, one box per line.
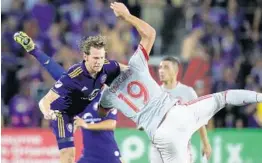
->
[148, 56, 211, 163]
[74, 2, 262, 163]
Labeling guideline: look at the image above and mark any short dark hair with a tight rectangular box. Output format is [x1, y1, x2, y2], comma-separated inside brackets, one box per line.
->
[161, 56, 180, 67]
[79, 35, 106, 55]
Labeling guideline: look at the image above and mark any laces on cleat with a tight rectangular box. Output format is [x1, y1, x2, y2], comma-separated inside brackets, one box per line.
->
[23, 38, 30, 45]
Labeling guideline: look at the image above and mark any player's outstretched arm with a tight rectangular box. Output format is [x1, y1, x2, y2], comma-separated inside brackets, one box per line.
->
[110, 2, 156, 55]
[39, 90, 60, 120]
[118, 63, 129, 71]
[84, 120, 116, 131]
[74, 116, 116, 131]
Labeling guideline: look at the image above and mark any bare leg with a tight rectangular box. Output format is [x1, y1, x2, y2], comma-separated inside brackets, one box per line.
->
[60, 147, 75, 163]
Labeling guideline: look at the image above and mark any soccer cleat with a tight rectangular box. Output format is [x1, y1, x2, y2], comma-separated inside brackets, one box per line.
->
[13, 31, 35, 52]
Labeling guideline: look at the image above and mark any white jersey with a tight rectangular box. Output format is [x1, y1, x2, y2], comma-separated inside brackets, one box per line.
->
[100, 45, 179, 139]
[162, 82, 198, 103]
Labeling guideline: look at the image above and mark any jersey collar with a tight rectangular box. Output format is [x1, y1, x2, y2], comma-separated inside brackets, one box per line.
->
[161, 82, 180, 90]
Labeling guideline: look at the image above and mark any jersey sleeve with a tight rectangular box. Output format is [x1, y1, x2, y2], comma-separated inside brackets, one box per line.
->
[50, 74, 75, 110]
[103, 60, 121, 85]
[128, 44, 149, 71]
[51, 74, 74, 96]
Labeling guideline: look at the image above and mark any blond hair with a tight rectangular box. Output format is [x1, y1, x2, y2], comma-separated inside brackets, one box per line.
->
[79, 35, 106, 55]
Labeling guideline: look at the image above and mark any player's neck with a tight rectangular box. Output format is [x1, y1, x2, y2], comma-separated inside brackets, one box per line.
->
[163, 80, 178, 90]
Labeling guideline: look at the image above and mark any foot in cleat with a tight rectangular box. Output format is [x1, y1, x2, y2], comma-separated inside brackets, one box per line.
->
[13, 31, 35, 52]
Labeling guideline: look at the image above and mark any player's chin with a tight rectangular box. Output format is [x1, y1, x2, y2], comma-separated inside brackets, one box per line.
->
[93, 66, 102, 72]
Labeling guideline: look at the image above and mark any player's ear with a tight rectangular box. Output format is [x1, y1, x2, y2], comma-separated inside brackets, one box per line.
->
[83, 52, 88, 61]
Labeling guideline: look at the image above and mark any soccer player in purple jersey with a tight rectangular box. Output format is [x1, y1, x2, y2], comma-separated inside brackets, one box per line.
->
[14, 32, 124, 163]
[77, 93, 122, 163]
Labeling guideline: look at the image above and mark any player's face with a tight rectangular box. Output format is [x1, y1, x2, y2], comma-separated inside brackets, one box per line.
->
[158, 61, 178, 82]
[84, 47, 106, 73]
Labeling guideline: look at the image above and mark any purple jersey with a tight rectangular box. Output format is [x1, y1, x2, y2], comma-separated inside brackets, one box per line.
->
[51, 60, 120, 116]
[77, 92, 121, 162]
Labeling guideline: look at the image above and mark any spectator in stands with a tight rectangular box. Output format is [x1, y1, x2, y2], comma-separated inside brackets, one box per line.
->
[23, 16, 56, 56]
[8, 83, 39, 127]
[31, 0, 56, 33]
[245, 75, 258, 91]
[250, 58, 262, 87]
[213, 66, 239, 92]
[226, 0, 245, 36]
[181, 28, 204, 61]
[220, 27, 241, 66]
[252, 0, 262, 42]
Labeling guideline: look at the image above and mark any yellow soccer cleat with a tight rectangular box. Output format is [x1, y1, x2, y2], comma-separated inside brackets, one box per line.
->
[13, 31, 35, 52]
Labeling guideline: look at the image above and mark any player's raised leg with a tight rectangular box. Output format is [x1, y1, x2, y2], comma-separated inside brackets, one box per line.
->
[185, 90, 262, 135]
[13, 31, 65, 80]
[152, 89, 262, 162]
[14, 31, 74, 162]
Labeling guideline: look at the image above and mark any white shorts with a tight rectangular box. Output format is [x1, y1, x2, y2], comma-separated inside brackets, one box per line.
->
[151, 92, 225, 163]
[150, 140, 193, 163]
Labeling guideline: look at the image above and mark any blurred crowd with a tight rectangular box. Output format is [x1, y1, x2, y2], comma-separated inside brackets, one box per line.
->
[1, 0, 262, 129]
[181, 0, 262, 129]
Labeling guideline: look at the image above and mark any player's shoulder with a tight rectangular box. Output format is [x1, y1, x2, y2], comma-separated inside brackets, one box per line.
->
[178, 82, 195, 92]
[130, 44, 149, 62]
[67, 62, 82, 73]
[67, 62, 83, 78]
[103, 59, 118, 68]
[179, 82, 198, 97]
[102, 59, 120, 77]
[178, 82, 192, 89]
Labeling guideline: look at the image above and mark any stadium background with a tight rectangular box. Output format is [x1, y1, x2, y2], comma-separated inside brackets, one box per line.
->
[1, 0, 262, 162]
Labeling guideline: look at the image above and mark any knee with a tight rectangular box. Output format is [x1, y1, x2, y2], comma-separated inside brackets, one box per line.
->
[60, 147, 75, 163]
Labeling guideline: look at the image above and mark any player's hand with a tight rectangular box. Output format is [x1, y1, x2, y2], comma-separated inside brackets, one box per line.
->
[202, 143, 212, 160]
[13, 31, 35, 52]
[43, 110, 58, 120]
[110, 2, 130, 18]
[74, 116, 88, 129]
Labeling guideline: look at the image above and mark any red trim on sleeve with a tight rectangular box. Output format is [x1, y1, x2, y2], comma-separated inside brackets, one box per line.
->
[184, 94, 213, 106]
[139, 44, 149, 61]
